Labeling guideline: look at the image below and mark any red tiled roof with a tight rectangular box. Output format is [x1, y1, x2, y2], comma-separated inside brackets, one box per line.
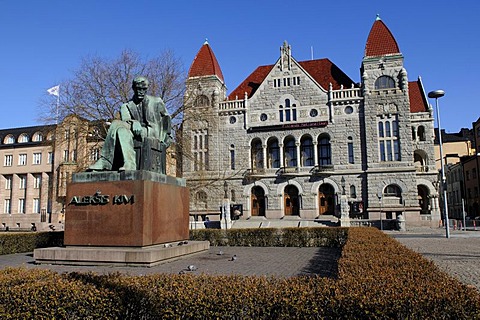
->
[408, 80, 428, 113]
[188, 42, 224, 82]
[365, 18, 400, 57]
[228, 59, 355, 100]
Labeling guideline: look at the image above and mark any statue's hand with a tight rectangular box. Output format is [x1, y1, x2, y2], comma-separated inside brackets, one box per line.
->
[132, 121, 142, 137]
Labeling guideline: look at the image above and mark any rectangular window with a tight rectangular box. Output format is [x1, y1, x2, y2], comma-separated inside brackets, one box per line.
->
[48, 152, 54, 164]
[33, 198, 40, 214]
[19, 175, 26, 189]
[63, 150, 69, 162]
[4, 199, 11, 214]
[4, 175, 12, 190]
[4, 155, 13, 167]
[230, 150, 235, 170]
[33, 175, 41, 189]
[18, 154, 27, 166]
[348, 142, 354, 164]
[378, 118, 400, 162]
[90, 148, 100, 162]
[18, 199, 25, 214]
[33, 152, 42, 165]
[71, 150, 77, 162]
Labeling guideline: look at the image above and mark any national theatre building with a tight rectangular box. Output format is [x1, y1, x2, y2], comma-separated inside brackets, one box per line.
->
[181, 16, 441, 227]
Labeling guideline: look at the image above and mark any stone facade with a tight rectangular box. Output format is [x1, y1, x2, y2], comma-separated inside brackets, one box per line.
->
[182, 17, 441, 227]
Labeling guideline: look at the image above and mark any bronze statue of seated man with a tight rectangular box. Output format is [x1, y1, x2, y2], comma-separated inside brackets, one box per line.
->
[88, 76, 172, 173]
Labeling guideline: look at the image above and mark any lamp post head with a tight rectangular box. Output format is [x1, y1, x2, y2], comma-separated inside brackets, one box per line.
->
[428, 90, 445, 99]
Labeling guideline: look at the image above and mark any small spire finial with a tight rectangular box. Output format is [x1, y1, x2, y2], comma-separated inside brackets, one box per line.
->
[376, 14, 381, 21]
[204, 38, 209, 45]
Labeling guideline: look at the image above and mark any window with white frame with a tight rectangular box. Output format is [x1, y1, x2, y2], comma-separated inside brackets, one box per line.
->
[18, 154, 27, 166]
[33, 174, 41, 189]
[18, 199, 25, 214]
[90, 148, 100, 162]
[33, 198, 40, 214]
[4, 135, 15, 144]
[48, 152, 54, 164]
[4, 199, 11, 213]
[4, 155, 13, 167]
[32, 132, 43, 142]
[4, 175, 12, 190]
[378, 116, 400, 161]
[33, 152, 42, 165]
[18, 134, 29, 143]
[63, 150, 69, 162]
[19, 175, 26, 189]
[192, 129, 209, 171]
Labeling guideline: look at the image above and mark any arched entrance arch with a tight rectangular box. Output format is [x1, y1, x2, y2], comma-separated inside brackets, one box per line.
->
[318, 184, 335, 215]
[417, 185, 430, 214]
[251, 186, 266, 216]
[284, 185, 300, 216]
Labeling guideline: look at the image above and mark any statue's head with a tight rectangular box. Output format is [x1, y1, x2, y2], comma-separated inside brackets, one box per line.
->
[132, 76, 149, 102]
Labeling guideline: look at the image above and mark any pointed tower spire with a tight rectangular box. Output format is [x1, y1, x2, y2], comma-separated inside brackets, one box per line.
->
[188, 41, 224, 83]
[364, 16, 400, 57]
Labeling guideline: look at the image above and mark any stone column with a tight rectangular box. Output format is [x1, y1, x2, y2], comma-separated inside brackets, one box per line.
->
[221, 197, 232, 229]
[313, 142, 319, 166]
[296, 142, 301, 169]
[339, 194, 350, 227]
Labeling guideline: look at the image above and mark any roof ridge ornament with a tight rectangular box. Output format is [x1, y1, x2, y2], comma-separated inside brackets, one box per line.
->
[376, 13, 381, 21]
[280, 40, 292, 71]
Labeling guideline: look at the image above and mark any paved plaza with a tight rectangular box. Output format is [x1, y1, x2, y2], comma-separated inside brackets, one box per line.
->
[0, 228, 479, 292]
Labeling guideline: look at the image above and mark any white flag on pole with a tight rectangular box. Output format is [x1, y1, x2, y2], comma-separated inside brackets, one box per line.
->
[47, 85, 60, 96]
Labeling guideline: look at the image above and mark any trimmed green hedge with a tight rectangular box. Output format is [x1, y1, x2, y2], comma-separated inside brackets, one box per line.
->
[1, 228, 479, 318]
[189, 227, 348, 247]
[0, 232, 63, 255]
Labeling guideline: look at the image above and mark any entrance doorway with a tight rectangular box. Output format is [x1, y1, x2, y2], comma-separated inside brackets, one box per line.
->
[284, 185, 300, 216]
[319, 184, 335, 215]
[251, 186, 266, 216]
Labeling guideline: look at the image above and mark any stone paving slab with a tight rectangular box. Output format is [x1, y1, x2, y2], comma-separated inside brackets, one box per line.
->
[0, 246, 341, 278]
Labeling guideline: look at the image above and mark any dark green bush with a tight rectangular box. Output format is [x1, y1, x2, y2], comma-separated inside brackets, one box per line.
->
[0, 231, 64, 255]
[189, 227, 348, 247]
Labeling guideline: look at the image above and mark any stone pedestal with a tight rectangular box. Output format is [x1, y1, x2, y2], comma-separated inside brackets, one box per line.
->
[35, 170, 209, 266]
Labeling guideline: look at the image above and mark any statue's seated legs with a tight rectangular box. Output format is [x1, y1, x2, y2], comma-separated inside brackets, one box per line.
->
[88, 121, 136, 171]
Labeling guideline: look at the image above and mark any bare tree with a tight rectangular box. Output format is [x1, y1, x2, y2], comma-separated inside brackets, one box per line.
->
[39, 49, 186, 131]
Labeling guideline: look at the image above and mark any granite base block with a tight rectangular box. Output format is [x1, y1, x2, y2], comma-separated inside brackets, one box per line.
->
[34, 241, 210, 267]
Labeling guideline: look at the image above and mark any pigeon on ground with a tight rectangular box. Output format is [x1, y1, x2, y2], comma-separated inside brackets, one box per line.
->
[217, 250, 224, 256]
[187, 265, 198, 271]
[230, 255, 237, 261]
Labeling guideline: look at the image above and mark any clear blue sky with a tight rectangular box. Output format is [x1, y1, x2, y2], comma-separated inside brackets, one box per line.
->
[1, 0, 479, 132]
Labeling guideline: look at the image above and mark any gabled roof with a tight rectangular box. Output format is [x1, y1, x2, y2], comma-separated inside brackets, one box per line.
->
[408, 79, 429, 113]
[364, 17, 400, 57]
[228, 58, 355, 100]
[188, 41, 224, 82]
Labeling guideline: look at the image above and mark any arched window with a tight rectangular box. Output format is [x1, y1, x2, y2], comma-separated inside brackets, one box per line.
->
[384, 184, 402, 197]
[348, 136, 354, 164]
[267, 138, 280, 168]
[230, 144, 235, 170]
[18, 134, 29, 143]
[350, 185, 357, 198]
[374, 76, 395, 89]
[195, 95, 210, 107]
[284, 136, 297, 167]
[417, 126, 426, 141]
[318, 135, 331, 165]
[251, 139, 264, 169]
[4, 135, 15, 144]
[32, 132, 43, 142]
[300, 135, 314, 166]
[279, 99, 297, 122]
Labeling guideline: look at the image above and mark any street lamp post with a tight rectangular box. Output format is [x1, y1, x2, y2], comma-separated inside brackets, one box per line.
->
[428, 89, 450, 238]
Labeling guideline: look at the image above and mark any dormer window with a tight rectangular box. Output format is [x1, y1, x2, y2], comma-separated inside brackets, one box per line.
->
[374, 76, 395, 89]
